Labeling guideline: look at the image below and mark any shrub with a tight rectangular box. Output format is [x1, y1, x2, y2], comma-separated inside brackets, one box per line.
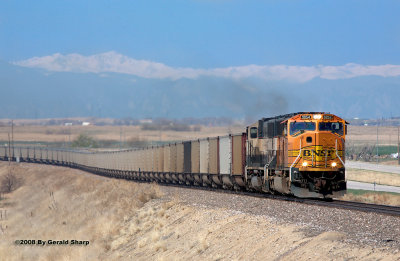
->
[1, 171, 22, 193]
[71, 133, 98, 148]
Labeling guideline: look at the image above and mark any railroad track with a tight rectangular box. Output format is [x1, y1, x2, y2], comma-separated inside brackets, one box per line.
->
[103, 170, 400, 217]
[323, 200, 400, 216]
[180, 185, 400, 216]
[5, 159, 400, 217]
[204, 187, 400, 217]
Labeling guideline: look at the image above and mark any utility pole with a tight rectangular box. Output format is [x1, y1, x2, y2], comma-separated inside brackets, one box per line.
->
[119, 126, 122, 149]
[397, 126, 400, 165]
[9, 120, 14, 162]
[376, 122, 379, 164]
[11, 120, 14, 155]
[8, 133, 11, 165]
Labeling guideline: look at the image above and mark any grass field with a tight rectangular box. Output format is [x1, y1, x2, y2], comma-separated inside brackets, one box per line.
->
[1, 162, 399, 260]
[0, 162, 166, 260]
[346, 168, 400, 187]
[0, 124, 244, 148]
[344, 168, 400, 205]
[342, 189, 400, 206]
[0, 120, 398, 146]
[347, 125, 400, 146]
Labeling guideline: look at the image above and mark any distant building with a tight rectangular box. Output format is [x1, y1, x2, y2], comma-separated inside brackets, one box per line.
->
[64, 123, 72, 126]
[139, 119, 153, 124]
[82, 122, 90, 126]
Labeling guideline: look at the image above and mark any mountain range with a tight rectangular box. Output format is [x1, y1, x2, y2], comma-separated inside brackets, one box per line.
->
[1, 60, 399, 120]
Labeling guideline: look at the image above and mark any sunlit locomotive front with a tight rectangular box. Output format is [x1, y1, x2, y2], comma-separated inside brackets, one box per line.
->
[246, 112, 347, 198]
[287, 113, 347, 198]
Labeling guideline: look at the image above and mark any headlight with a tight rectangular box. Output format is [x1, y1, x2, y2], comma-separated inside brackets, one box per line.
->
[313, 114, 322, 120]
[331, 162, 337, 167]
[302, 162, 308, 167]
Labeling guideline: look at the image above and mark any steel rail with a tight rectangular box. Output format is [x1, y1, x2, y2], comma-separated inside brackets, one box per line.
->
[146, 180, 400, 217]
[3, 158, 400, 217]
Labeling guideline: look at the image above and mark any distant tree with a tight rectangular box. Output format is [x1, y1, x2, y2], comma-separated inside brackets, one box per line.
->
[127, 137, 150, 148]
[141, 123, 161, 131]
[168, 123, 191, 132]
[192, 125, 202, 132]
[141, 122, 191, 132]
[71, 133, 98, 148]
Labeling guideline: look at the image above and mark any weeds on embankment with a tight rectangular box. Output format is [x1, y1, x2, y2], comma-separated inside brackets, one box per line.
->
[342, 189, 400, 206]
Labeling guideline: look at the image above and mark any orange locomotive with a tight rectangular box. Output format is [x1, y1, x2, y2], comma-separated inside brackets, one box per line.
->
[246, 112, 347, 198]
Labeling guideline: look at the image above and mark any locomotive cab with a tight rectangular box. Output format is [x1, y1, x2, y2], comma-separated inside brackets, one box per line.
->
[246, 112, 347, 198]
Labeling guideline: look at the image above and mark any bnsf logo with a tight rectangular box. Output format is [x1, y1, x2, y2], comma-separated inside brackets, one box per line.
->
[303, 150, 334, 157]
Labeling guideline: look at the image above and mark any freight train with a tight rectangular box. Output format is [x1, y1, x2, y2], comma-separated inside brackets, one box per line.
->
[0, 112, 347, 198]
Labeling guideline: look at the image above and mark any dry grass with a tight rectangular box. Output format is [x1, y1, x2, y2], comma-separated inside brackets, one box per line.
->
[0, 165, 23, 194]
[137, 182, 163, 206]
[0, 162, 165, 260]
[0, 124, 243, 144]
[0, 162, 399, 260]
[2, 121, 399, 148]
[346, 168, 400, 186]
[342, 190, 400, 206]
[2, 122, 400, 259]
[347, 125, 400, 145]
[379, 160, 400, 166]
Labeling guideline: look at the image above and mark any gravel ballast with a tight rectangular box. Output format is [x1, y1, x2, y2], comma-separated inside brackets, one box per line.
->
[161, 185, 400, 250]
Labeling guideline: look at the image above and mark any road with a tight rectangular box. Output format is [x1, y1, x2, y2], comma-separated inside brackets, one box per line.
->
[346, 161, 400, 174]
[347, 181, 400, 194]
[346, 161, 400, 193]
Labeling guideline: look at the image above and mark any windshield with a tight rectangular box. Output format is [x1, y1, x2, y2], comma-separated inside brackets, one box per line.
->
[290, 122, 316, 136]
[319, 122, 343, 135]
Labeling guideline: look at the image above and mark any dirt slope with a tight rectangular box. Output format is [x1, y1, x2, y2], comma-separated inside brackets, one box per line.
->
[0, 162, 399, 260]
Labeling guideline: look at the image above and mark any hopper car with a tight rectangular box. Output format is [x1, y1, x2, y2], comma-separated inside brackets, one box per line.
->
[0, 112, 347, 198]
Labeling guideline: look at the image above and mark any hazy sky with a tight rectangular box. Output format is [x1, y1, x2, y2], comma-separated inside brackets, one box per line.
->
[1, 0, 399, 67]
[1, 1, 400, 119]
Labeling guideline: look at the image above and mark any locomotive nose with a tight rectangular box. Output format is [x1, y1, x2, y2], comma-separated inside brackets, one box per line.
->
[302, 132, 334, 147]
[299, 131, 342, 169]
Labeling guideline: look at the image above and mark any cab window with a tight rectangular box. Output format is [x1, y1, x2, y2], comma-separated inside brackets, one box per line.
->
[319, 122, 343, 135]
[290, 122, 315, 136]
[250, 127, 257, 138]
